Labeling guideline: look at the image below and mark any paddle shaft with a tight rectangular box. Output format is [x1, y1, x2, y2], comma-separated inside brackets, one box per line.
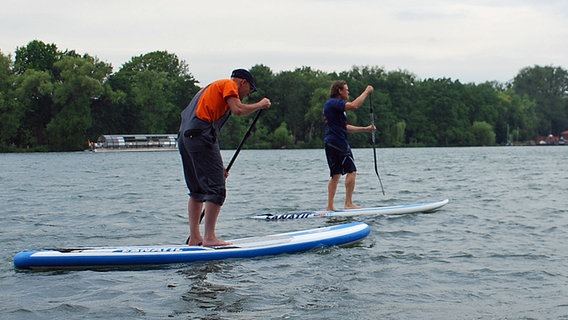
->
[199, 109, 263, 222]
[369, 94, 385, 195]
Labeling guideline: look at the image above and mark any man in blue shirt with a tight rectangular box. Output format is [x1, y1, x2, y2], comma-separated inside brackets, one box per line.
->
[323, 80, 375, 211]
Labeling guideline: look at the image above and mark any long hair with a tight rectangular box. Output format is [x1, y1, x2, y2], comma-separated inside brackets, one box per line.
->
[329, 80, 347, 98]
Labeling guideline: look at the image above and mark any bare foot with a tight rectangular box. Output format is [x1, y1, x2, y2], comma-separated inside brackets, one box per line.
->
[326, 207, 338, 211]
[344, 204, 361, 210]
[187, 236, 203, 246]
[202, 239, 232, 247]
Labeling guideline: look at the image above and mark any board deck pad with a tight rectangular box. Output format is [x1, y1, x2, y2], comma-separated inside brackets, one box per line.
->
[252, 199, 449, 220]
[14, 222, 370, 271]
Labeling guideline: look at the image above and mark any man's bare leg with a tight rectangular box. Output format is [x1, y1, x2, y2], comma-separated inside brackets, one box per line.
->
[327, 174, 341, 211]
[187, 197, 203, 246]
[202, 201, 231, 247]
[344, 171, 361, 209]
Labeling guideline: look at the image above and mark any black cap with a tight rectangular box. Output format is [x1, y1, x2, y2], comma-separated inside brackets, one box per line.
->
[231, 69, 258, 92]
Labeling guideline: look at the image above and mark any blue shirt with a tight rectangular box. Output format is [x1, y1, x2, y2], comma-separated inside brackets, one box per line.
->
[323, 98, 349, 151]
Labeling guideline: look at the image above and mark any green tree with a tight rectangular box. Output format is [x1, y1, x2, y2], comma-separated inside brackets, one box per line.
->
[0, 51, 18, 147]
[5, 39, 568, 151]
[271, 67, 330, 146]
[11, 69, 54, 147]
[272, 121, 294, 148]
[244, 119, 271, 149]
[8, 40, 61, 149]
[46, 54, 112, 151]
[304, 87, 328, 148]
[499, 89, 538, 142]
[390, 121, 406, 147]
[13, 40, 58, 74]
[109, 51, 199, 134]
[379, 70, 416, 146]
[218, 115, 249, 149]
[471, 121, 496, 146]
[513, 65, 568, 135]
[88, 82, 127, 139]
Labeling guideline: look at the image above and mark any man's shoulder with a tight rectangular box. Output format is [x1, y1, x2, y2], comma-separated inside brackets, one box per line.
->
[325, 97, 343, 103]
[324, 98, 345, 110]
[203, 79, 238, 101]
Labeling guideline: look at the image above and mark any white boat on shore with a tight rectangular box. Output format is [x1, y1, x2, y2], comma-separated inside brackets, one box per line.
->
[90, 134, 178, 152]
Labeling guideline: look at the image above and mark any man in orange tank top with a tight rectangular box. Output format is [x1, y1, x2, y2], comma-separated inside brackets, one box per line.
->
[179, 69, 271, 246]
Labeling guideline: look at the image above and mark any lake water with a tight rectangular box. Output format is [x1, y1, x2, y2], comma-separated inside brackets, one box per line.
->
[1, 147, 567, 319]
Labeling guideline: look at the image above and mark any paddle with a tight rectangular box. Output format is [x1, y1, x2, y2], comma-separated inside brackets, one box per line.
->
[199, 109, 264, 223]
[369, 94, 385, 195]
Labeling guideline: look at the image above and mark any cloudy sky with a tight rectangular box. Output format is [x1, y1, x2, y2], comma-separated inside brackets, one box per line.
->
[2, 0, 567, 85]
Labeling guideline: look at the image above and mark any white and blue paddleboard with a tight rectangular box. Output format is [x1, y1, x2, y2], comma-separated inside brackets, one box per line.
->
[13, 222, 370, 271]
[252, 199, 449, 220]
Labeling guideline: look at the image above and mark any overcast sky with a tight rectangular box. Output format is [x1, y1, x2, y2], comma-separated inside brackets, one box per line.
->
[2, 0, 567, 85]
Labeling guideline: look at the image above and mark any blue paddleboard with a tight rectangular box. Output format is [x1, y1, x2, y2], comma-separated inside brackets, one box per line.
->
[14, 222, 370, 270]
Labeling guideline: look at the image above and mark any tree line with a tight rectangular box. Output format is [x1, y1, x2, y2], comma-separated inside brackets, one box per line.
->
[1, 40, 567, 152]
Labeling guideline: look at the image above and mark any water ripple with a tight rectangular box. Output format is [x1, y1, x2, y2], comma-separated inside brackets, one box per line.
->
[2, 147, 568, 319]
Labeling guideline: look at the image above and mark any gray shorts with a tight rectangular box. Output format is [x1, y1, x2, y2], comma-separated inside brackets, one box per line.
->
[179, 131, 226, 205]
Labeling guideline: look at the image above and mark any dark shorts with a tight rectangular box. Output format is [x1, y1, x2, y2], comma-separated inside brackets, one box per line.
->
[325, 144, 356, 177]
[179, 131, 226, 205]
